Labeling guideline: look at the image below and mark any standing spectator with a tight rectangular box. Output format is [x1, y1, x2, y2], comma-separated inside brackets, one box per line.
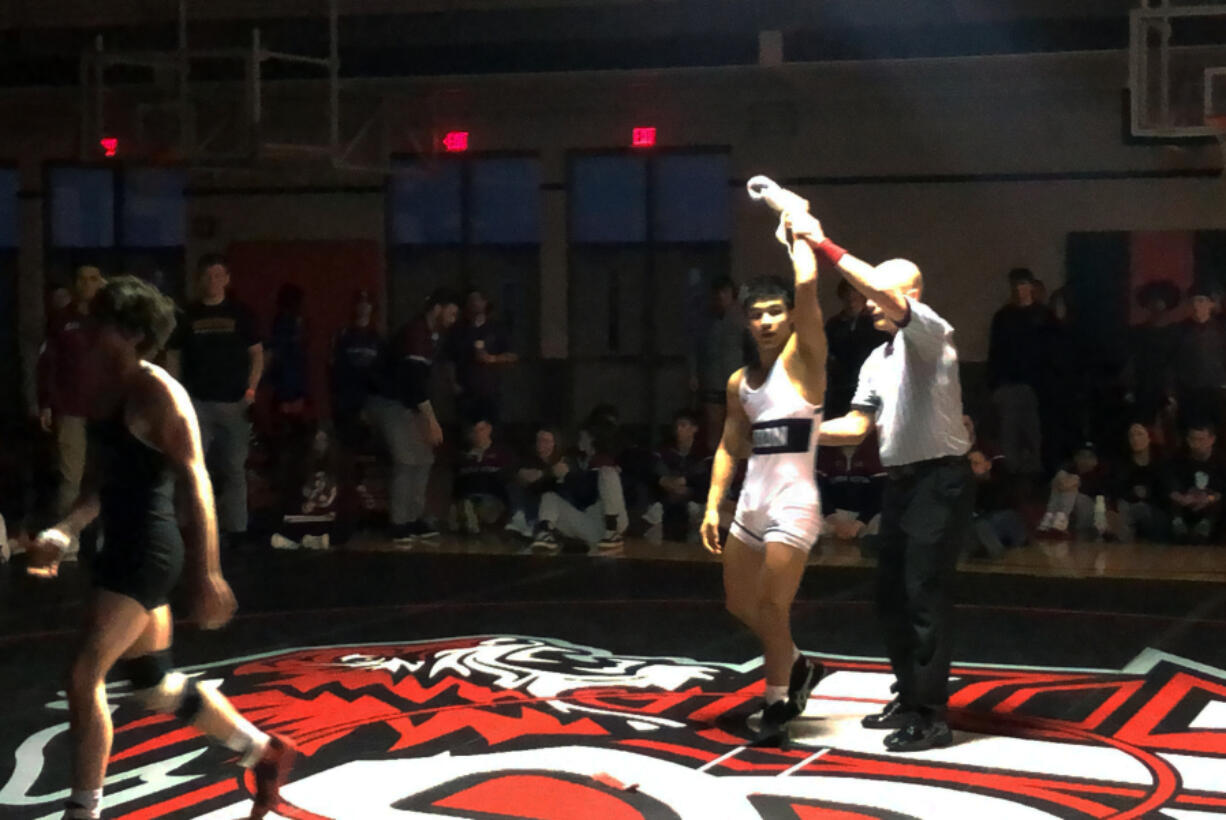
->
[166, 255, 263, 548]
[265, 284, 310, 417]
[643, 410, 711, 542]
[505, 426, 565, 538]
[451, 418, 514, 535]
[1125, 281, 1181, 430]
[689, 276, 753, 451]
[451, 287, 518, 425]
[1164, 422, 1225, 544]
[330, 289, 383, 449]
[1172, 285, 1226, 432]
[816, 433, 886, 544]
[1039, 287, 1086, 473]
[37, 265, 105, 554]
[1110, 422, 1168, 543]
[825, 279, 890, 418]
[367, 288, 460, 544]
[264, 284, 313, 519]
[987, 267, 1051, 475]
[1037, 442, 1110, 539]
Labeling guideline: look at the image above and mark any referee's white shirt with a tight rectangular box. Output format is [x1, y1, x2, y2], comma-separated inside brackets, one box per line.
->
[849, 296, 971, 468]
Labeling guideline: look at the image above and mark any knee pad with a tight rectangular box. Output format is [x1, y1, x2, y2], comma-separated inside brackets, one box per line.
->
[116, 651, 204, 722]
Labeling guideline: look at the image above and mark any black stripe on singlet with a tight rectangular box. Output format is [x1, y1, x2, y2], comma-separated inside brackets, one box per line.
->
[750, 408, 822, 456]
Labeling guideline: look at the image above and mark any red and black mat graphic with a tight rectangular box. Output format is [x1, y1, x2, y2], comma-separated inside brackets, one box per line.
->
[2, 636, 1224, 819]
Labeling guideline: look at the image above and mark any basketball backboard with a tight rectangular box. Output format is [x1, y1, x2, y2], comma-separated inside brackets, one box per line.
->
[1129, 0, 1226, 140]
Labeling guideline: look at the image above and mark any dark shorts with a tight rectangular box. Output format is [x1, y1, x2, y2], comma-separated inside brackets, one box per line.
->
[92, 518, 185, 611]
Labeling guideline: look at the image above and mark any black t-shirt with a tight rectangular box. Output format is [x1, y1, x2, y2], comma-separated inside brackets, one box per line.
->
[1164, 455, 1226, 503]
[451, 319, 508, 398]
[170, 300, 260, 402]
[987, 302, 1054, 389]
[331, 326, 383, 415]
[1110, 456, 1165, 505]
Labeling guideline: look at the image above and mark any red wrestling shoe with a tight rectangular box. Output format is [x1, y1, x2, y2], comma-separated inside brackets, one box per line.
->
[249, 735, 297, 819]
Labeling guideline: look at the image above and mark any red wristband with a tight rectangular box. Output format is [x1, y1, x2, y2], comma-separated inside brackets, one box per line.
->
[816, 239, 847, 265]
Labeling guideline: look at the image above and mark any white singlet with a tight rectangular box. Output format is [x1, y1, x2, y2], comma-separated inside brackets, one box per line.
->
[730, 355, 824, 552]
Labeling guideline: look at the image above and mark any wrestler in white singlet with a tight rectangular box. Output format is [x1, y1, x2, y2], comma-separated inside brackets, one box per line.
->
[731, 356, 823, 552]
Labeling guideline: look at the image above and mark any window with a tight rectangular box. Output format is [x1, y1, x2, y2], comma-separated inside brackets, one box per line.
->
[389, 160, 463, 245]
[470, 157, 540, 245]
[570, 155, 647, 243]
[653, 153, 729, 242]
[122, 167, 186, 247]
[44, 165, 186, 297]
[49, 167, 115, 249]
[567, 150, 731, 428]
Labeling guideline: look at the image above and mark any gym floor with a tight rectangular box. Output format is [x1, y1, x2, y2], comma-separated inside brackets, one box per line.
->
[1, 541, 1224, 819]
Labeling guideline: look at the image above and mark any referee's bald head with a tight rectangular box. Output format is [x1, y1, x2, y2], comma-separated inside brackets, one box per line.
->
[875, 259, 923, 297]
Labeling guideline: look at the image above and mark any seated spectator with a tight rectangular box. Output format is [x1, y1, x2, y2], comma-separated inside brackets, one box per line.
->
[1109, 422, 1169, 543]
[1164, 422, 1225, 545]
[816, 432, 885, 544]
[1038, 441, 1110, 539]
[505, 427, 566, 538]
[963, 415, 1027, 558]
[451, 418, 514, 535]
[270, 427, 340, 551]
[643, 410, 712, 542]
[530, 408, 629, 554]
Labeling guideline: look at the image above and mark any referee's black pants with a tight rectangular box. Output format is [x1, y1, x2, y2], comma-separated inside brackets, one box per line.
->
[876, 455, 975, 717]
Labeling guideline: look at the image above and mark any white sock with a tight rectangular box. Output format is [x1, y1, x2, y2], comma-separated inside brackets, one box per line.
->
[65, 788, 102, 819]
[792, 645, 801, 663]
[223, 716, 271, 768]
[764, 684, 788, 705]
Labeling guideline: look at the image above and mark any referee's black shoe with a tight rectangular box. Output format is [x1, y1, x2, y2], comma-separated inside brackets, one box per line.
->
[861, 697, 915, 730]
[883, 715, 953, 752]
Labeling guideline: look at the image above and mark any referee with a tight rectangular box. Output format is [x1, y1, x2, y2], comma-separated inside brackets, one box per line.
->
[792, 213, 973, 753]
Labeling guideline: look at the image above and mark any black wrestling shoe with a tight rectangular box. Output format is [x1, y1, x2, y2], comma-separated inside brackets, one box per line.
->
[861, 698, 916, 730]
[752, 698, 800, 746]
[883, 716, 953, 752]
[787, 656, 824, 715]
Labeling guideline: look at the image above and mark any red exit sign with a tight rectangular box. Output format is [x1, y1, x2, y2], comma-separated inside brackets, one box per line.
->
[632, 127, 657, 148]
[441, 131, 469, 152]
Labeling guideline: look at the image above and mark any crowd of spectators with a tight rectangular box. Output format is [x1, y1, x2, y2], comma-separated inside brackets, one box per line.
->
[5, 257, 1226, 564]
